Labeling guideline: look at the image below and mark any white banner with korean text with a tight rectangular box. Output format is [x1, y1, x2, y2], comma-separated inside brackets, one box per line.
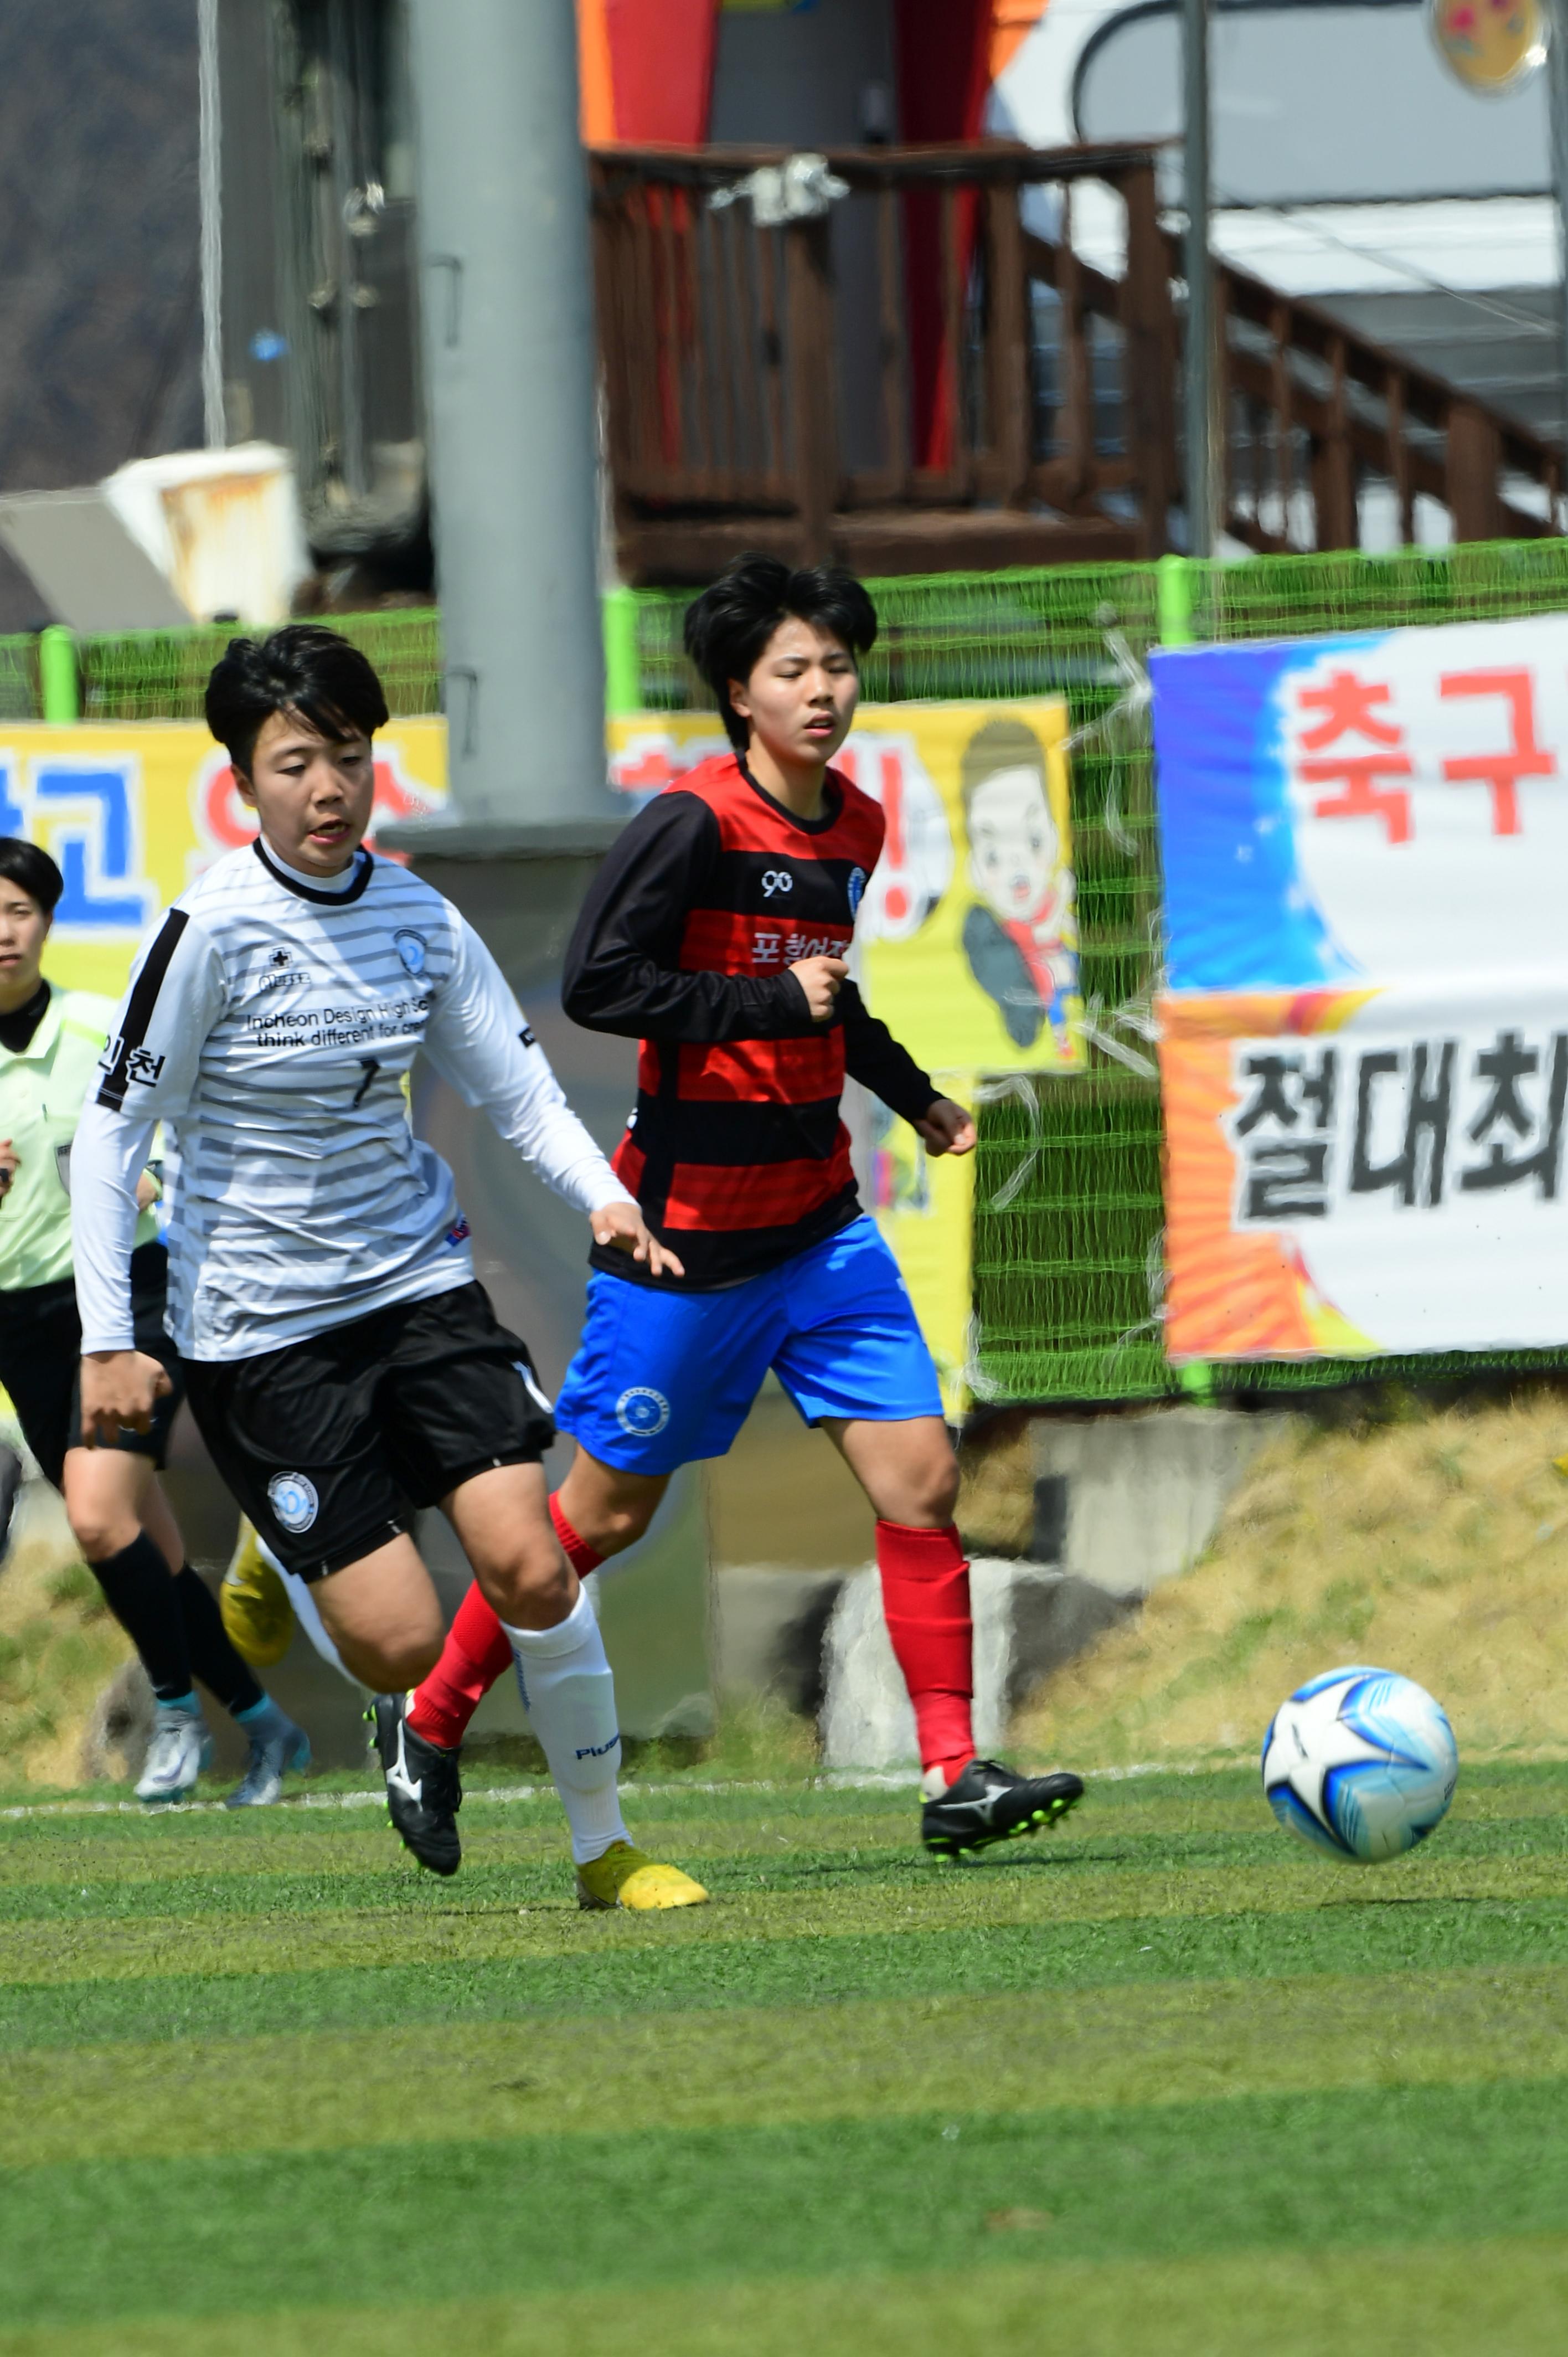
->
[1151, 608, 1568, 1359]
[1159, 976, 1568, 1360]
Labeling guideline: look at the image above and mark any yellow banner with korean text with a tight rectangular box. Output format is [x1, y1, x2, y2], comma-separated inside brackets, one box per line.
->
[5, 707, 1069, 1419]
[0, 721, 448, 1001]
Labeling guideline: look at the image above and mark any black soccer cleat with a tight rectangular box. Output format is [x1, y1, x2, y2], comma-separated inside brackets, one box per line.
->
[369, 1691, 463, 1877]
[921, 1758, 1085, 1860]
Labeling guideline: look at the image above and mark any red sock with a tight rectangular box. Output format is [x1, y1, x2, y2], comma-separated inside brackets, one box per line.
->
[550, 1491, 606, 1581]
[406, 1497, 606, 1749]
[406, 1582, 513, 1749]
[876, 1519, 974, 1787]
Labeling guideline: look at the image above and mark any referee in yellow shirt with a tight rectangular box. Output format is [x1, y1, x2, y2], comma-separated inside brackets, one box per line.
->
[0, 838, 306, 1804]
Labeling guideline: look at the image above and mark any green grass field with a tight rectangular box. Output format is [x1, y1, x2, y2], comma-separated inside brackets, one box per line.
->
[5, 1762, 1568, 2354]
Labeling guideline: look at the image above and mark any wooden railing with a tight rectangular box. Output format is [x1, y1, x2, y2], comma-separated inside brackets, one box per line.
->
[589, 140, 1562, 584]
[1210, 259, 1564, 550]
[590, 141, 1177, 581]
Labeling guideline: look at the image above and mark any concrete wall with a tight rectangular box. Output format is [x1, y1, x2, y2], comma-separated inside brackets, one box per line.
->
[1031, 1407, 1291, 1599]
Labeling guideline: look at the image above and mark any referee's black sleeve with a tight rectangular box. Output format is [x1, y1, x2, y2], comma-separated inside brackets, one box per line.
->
[838, 980, 940, 1125]
[563, 792, 817, 1045]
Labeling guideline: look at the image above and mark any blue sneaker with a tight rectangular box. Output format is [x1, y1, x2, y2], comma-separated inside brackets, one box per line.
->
[224, 1704, 311, 1807]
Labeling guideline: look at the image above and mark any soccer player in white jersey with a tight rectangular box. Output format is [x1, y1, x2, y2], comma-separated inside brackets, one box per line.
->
[70, 626, 706, 1910]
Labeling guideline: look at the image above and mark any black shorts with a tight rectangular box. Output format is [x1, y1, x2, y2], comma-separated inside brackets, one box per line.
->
[0, 1242, 184, 1491]
[180, 1280, 555, 1583]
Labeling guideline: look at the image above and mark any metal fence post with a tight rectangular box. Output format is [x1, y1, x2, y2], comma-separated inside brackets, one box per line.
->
[1154, 552, 1213, 1401]
[601, 586, 641, 718]
[39, 627, 79, 723]
[1157, 552, 1195, 649]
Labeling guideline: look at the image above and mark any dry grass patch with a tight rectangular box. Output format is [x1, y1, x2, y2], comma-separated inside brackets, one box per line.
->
[0, 1481, 129, 1787]
[1016, 1390, 1568, 1768]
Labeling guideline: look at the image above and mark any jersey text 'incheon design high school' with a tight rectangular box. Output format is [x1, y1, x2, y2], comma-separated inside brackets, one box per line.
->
[565, 753, 938, 1288]
[73, 837, 628, 1360]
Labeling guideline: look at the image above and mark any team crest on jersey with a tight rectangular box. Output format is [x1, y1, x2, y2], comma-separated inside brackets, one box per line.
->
[847, 866, 867, 918]
[267, 1471, 319, 1534]
[393, 929, 428, 976]
[616, 1385, 671, 1438]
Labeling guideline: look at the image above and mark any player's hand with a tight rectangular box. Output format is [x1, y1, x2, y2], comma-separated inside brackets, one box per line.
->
[790, 954, 847, 1024]
[79, 1350, 173, 1444]
[0, 1140, 16, 1203]
[590, 1198, 686, 1282]
[915, 1098, 977, 1158]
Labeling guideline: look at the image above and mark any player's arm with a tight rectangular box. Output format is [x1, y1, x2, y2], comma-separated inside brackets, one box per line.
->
[73, 914, 223, 1439]
[422, 914, 685, 1279]
[839, 979, 976, 1159]
[563, 794, 821, 1043]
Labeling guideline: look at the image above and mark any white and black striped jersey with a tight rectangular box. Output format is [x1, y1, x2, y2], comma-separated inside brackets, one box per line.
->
[71, 837, 631, 1361]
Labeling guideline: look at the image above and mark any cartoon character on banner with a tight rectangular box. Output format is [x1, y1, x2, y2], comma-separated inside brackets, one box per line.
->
[958, 717, 1077, 1052]
[190, 740, 442, 877]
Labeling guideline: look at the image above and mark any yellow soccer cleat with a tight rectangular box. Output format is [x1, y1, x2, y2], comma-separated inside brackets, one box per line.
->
[575, 1840, 709, 1912]
[219, 1520, 296, 1668]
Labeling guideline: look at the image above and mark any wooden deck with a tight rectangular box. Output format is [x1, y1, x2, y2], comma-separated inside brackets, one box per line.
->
[589, 140, 1562, 584]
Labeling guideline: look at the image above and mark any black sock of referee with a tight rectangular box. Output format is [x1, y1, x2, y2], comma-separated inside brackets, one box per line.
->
[89, 1533, 197, 1706]
[173, 1567, 263, 1718]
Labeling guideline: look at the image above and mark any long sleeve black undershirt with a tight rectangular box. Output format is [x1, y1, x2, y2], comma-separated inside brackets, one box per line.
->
[565, 794, 814, 1043]
[837, 978, 942, 1127]
[564, 791, 940, 1126]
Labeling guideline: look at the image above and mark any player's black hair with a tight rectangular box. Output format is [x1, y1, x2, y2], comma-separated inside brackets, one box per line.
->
[0, 836, 63, 915]
[204, 624, 390, 775]
[684, 553, 878, 750]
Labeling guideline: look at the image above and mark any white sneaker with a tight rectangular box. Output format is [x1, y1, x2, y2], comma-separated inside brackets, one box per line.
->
[135, 1710, 214, 1804]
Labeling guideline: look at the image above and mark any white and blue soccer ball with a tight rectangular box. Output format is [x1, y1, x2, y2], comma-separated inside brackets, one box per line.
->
[1261, 1666, 1458, 1864]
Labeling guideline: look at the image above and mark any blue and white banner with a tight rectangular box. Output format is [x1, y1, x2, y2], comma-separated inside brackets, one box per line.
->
[1151, 614, 1568, 993]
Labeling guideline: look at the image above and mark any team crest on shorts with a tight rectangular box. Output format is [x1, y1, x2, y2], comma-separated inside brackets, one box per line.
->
[393, 929, 428, 976]
[267, 1471, 319, 1534]
[615, 1385, 671, 1438]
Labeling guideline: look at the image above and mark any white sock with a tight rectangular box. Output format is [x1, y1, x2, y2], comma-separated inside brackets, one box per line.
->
[258, 1538, 358, 1687]
[504, 1586, 629, 1865]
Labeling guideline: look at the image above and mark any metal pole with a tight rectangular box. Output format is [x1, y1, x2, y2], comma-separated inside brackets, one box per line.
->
[407, 0, 613, 826]
[1182, 0, 1213, 558]
[1549, 0, 1568, 484]
[198, 0, 224, 449]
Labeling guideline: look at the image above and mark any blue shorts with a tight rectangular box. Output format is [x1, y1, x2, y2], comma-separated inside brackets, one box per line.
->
[554, 1216, 943, 1475]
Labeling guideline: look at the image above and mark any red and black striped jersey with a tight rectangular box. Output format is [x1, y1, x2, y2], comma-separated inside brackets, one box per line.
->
[564, 752, 938, 1288]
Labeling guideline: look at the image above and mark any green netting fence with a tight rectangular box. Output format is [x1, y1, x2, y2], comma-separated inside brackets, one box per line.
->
[71, 609, 444, 723]
[620, 541, 1568, 1405]
[20, 538, 1568, 1404]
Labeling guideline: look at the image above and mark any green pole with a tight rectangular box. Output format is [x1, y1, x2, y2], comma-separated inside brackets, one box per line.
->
[1155, 553, 1211, 1400]
[1156, 552, 1195, 650]
[601, 586, 641, 718]
[38, 626, 79, 723]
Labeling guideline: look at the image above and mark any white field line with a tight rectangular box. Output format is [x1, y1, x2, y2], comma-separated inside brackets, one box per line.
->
[0, 1757, 1241, 1825]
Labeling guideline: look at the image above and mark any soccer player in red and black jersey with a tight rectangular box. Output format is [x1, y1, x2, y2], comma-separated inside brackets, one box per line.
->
[386, 555, 1085, 1871]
